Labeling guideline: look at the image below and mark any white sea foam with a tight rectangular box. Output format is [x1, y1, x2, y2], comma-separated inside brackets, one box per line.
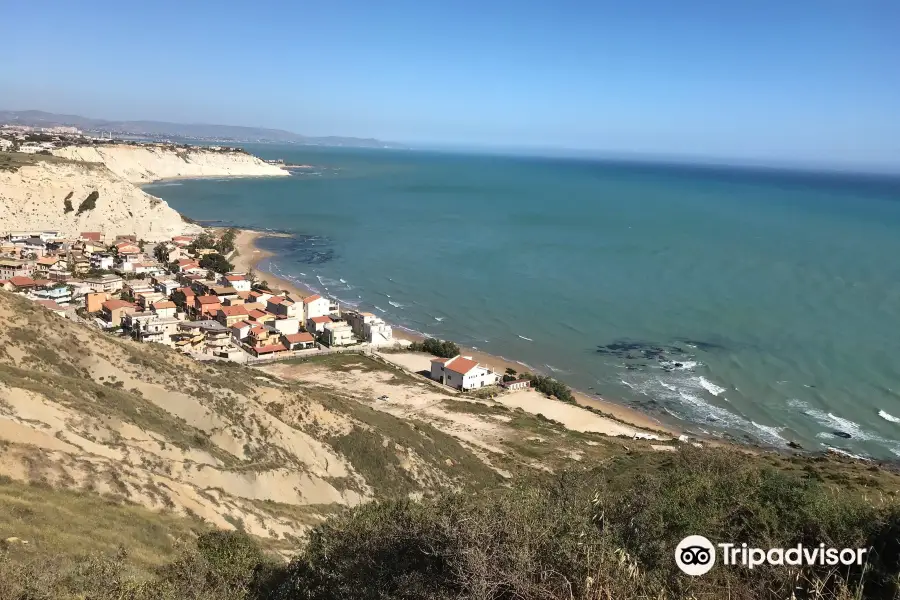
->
[697, 376, 726, 397]
[518, 335, 533, 341]
[340, 278, 347, 283]
[374, 306, 386, 313]
[823, 446, 871, 461]
[388, 301, 403, 308]
[879, 410, 900, 424]
[433, 316, 445, 321]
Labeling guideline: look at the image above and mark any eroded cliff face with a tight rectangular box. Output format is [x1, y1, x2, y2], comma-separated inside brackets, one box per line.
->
[0, 158, 201, 241]
[52, 144, 288, 183]
[1, 144, 288, 240]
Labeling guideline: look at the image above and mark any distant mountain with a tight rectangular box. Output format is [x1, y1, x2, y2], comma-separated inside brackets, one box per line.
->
[0, 110, 401, 148]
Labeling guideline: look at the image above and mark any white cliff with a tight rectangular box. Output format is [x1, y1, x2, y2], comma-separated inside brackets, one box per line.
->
[52, 144, 288, 183]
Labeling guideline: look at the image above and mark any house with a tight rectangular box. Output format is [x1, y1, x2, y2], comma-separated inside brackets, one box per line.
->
[115, 242, 142, 258]
[153, 278, 179, 296]
[32, 284, 73, 305]
[34, 299, 66, 317]
[216, 305, 249, 327]
[210, 285, 239, 301]
[192, 295, 221, 319]
[250, 343, 288, 358]
[430, 356, 499, 390]
[266, 295, 301, 318]
[221, 274, 251, 292]
[90, 253, 115, 271]
[281, 332, 315, 350]
[323, 321, 354, 347]
[248, 324, 278, 348]
[151, 300, 177, 319]
[501, 379, 531, 391]
[86, 292, 110, 313]
[172, 235, 195, 248]
[124, 312, 180, 346]
[35, 255, 65, 277]
[247, 309, 275, 325]
[71, 255, 91, 274]
[302, 294, 331, 321]
[101, 299, 137, 326]
[272, 316, 300, 336]
[230, 320, 252, 341]
[248, 290, 272, 305]
[0, 258, 34, 279]
[175, 320, 231, 352]
[79, 232, 103, 243]
[7, 276, 36, 292]
[14, 237, 46, 259]
[344, 310, 393, 345]
[306, 315, 332, 334]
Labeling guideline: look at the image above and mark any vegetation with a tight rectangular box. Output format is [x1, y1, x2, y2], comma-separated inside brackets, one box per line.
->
[63, 191, 74, 213]
[409, 337, 460, 358]
[199, 252, 234, 274]
[154, 242, 171, 264]
[216, 227, 239, 255]
[76, 190, 100, 215]
[520, 372, 574, 402]
[3, 448, 899, 599]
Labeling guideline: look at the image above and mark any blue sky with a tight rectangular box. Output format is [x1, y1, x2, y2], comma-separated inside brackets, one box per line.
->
[1, 0, 898, 169]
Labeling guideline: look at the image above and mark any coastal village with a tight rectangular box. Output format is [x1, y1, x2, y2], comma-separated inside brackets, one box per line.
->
[0, 225, 512, 392]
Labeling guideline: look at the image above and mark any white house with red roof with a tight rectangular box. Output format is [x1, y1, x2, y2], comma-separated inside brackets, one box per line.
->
[220, 273, 252, 292]
[302, 294, 331, 322]
[430, 356, 499, 390]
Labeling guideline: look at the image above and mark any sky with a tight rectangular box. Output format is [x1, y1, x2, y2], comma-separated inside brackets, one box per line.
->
[1, 0, 899, 170]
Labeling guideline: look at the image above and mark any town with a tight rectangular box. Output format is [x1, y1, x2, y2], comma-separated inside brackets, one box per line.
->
[0, 226, 512, 390]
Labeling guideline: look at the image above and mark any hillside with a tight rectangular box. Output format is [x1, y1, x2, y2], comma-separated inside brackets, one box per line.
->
[51, 144, 288, 183]
[2, 289, 900, 598]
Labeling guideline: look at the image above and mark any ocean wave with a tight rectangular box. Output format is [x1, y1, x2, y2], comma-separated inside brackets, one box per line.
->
[518, 335, 533, 342]
[824, 447, 871, 461]
[788, 400, 868, 439]
[433, 316, 445, 322]
[660, 360, 699, 370]
[697, 376, 726, 397]
[879, 410, 900, 424]
[545, 364, 572, 375]
[374, 306, 386, 313]
[340, 278, 347, 283]
[388, 301, 404, 308]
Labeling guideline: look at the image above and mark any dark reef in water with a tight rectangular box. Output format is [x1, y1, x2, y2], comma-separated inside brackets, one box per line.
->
[258, 232, 337, 265]
[595, 338, 725, 371]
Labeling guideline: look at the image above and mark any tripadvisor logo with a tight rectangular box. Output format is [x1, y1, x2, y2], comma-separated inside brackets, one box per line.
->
[675, 536, 869, 576]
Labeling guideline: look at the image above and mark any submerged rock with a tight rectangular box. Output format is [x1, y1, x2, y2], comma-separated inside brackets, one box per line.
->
[831, 431, 852, 439]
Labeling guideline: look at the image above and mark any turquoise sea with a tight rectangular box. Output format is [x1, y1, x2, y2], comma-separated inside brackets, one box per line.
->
[147, 146, 900, 459]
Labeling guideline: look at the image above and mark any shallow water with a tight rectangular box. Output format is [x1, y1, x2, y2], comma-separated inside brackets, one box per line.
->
[149, 146, 900, 458]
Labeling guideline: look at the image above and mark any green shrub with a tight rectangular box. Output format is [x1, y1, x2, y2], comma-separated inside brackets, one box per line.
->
[410, 337, 460, 358]
[199, 253, 234, 274]
[76, 190, 99, 214]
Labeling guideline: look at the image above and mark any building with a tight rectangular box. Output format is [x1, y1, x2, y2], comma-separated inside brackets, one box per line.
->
[221, 274, 252, 292]
[151, 300, 178, 319]
[175, 320, 232, 353]
[216, 305, 250, 327]
[266, 295, 301, 318]
[501, 379, 531, 391]
[101, 299, 137, 326]
[323, 321, 354, 347]
[6, 276, 37, 292]
[80, 232, 103, 243]
[34, 299, 67, 317]
[302, 294, 332, 321]
[85, 292, 110, 313]
[230, 320, 252, 341]
[124, 312, 181, 346]
[281, 332, 315, 350]
[430, 356, 499, 390]
[307, 315, 332, 334]
[0, 258, 34, 279]
[90, 253, 115, 271]
[32, 284, 73, 305]
[84, 274, 123, 293]
[191, 295, 221, 319]
[344, 310, 393, 345]
[272, 317, 300, 336]
[35, 255, 69, 280]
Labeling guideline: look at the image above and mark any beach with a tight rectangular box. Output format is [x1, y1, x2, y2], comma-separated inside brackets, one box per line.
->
[232, 228, 679, 437]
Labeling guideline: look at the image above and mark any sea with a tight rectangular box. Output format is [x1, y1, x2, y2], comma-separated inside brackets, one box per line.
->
[146, 146, 900, 459]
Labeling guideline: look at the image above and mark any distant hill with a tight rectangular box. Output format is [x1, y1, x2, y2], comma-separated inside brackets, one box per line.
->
[0, 110, 400, 148]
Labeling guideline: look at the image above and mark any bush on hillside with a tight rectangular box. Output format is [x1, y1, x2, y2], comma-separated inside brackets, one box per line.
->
[76, 190, 99, 215]
[63, 191, 74, 213]
[520, 372, 574, 402]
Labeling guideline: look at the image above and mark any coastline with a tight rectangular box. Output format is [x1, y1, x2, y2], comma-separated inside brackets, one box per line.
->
[232, 228, 680, 437]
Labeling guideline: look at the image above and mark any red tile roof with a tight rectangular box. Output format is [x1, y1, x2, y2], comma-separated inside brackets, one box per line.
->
[196, 295, 220, 305]
[236, 291, 251, 299]
[247, 309, 270, 320]
[283, 332, 314, 344]
[176, 259, 194, 267]
[431, 357, 452, 364]
[444, 357, 480, 375]
[80, 232, 102, 242]
[267, 296, 284, 304]
[176, 287, 195, 296]
[31, 279, 53, 287]
[9, 276, 36, 288]
[152, 301, 176, 309]
[231, 320, 252, 330]
[309, 316, 332, 324]
[36, 256, 59, 266]
[102, 299, 136, 311]
[36, 299, 64, 311]
[302, 294, 322, 304]
[254, 343, 287, 355]
[224, 275, 245, 281]
[219, 305, 249, 317]
[243, 302, 264, 311]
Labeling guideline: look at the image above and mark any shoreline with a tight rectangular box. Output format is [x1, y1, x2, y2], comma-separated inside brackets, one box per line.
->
[232, 228, 681, 437]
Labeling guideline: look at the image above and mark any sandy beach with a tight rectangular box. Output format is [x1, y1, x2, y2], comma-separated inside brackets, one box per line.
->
[232, 228, 680, 437]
